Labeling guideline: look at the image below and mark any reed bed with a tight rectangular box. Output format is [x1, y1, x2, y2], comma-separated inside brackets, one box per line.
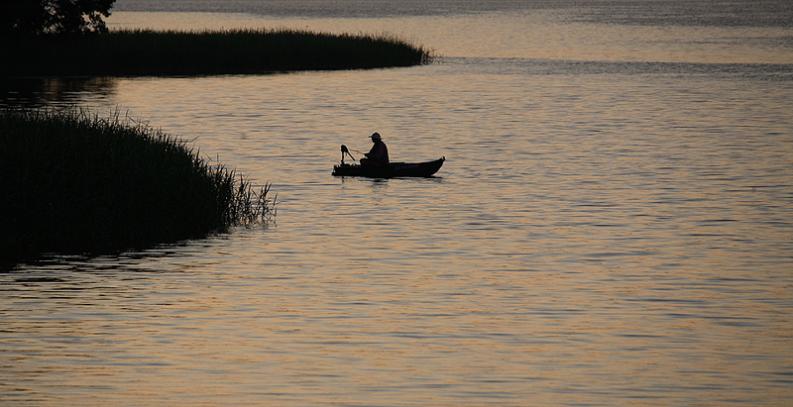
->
[2, 29, 432, 76]
[0, 109, 274, 264]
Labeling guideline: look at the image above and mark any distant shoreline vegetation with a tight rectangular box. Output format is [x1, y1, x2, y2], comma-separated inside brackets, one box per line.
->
[0, 109, 275, 266]
[1, 29, 433, 76]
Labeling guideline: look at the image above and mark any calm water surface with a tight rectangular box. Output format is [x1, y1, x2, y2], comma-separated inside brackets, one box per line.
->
[2, 1, 793, 406]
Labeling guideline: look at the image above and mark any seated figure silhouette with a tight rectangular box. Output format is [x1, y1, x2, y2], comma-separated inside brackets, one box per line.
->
[360, 132, 389, 167]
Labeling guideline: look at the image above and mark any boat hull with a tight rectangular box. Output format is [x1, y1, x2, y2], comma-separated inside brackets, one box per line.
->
[332, 157, 445, 178]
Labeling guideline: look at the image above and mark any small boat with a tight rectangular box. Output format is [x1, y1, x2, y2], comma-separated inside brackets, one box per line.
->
[333, 157, 445, 178]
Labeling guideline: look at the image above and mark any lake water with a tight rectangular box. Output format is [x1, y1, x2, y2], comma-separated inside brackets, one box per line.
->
[2, 1, 793, 405]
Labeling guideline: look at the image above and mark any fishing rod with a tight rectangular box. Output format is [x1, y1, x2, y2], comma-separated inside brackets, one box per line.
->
[349, 146, 366, 155]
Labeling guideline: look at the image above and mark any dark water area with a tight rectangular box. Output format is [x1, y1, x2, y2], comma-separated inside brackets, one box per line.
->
[0, 78, 117, 108]
[573, 0, 793, 27]
[450, 57, 793, 79]
[2, 1, 793, 406]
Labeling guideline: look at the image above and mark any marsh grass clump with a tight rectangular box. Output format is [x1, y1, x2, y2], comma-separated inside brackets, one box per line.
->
[0, 109, 274, 264]
[1, 29, 433, 76]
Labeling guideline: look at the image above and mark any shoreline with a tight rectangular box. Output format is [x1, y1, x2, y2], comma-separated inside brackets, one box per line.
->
[0, 109, 274, 266]
[2, 29, 432, 77]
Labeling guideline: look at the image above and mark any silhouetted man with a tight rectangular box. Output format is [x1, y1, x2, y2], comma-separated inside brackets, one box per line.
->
[361, 132, 389, 166]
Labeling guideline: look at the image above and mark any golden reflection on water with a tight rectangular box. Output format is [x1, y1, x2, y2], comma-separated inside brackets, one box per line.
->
[3, 65, 792, 404]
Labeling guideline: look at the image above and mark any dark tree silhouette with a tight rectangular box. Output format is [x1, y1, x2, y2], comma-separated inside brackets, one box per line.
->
[0, 0, 115, 35]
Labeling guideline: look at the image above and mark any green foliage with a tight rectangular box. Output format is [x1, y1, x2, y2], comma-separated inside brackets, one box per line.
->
[0, 109, 274, 265]
[0, 0, 115, 35]
[1, 29, 433, 76]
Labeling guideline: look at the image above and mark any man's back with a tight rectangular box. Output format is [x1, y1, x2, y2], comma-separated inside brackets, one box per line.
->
[367, 140, 389, 164]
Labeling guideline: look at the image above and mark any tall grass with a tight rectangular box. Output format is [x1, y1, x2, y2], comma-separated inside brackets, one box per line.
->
[2, 29, 433, 76]
[0, 109, 274, 265]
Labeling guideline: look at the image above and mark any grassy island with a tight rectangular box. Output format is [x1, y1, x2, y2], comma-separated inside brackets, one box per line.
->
[2, 29, 432, 76]
[0, 109, 274, 266]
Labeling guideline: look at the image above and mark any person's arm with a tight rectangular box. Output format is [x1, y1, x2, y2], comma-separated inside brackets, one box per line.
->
[365, 144, 377, 158]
